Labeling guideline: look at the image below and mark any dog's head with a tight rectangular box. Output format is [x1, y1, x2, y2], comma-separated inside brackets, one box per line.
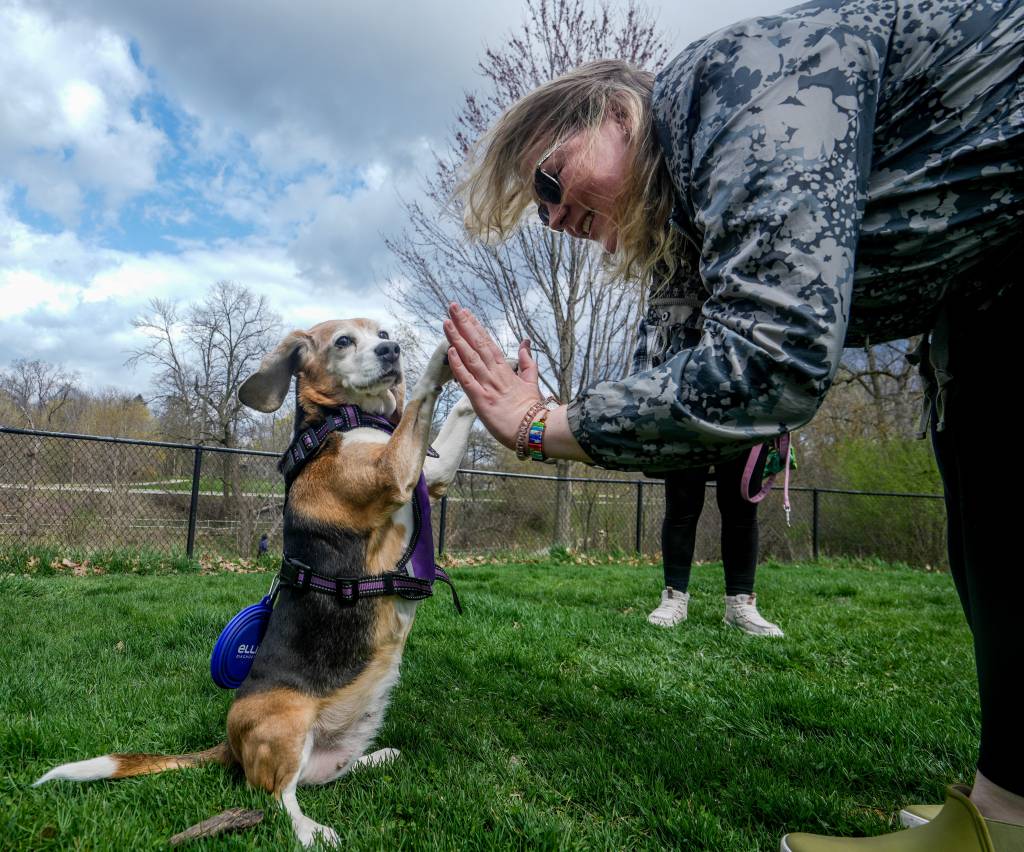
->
[239, 319, 406, 421]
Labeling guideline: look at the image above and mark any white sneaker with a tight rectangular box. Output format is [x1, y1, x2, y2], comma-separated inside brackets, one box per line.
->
[723, 593, 784, 637]
[648, 587, 689, 628]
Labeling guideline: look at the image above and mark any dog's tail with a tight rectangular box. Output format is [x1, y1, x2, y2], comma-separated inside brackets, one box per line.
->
[33, 742, 231, 786]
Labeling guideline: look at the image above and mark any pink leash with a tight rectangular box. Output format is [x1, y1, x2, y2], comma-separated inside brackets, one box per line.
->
[740, 434, 793, 525]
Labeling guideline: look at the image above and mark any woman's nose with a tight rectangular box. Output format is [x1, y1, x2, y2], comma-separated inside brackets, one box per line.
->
[541, 202, 568, 232]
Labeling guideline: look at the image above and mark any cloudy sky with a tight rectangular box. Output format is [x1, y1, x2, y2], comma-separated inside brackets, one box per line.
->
[0, 0, 786, 394]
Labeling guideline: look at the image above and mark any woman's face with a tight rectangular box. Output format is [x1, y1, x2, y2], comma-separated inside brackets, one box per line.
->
[530, 117, 630, 253]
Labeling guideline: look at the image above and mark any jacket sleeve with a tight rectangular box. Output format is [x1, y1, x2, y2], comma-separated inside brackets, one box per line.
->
[567, 22, 885, 472]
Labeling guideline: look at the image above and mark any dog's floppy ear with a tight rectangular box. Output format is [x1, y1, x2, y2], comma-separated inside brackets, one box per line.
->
[239, 331, 312, 412]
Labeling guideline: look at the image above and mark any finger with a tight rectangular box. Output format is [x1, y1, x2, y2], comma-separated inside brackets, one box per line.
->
[443, 315, 463, 346]
[444, 319, 492, 383]
[518, 339, 540, 385]
[468, 313, 511, 368]
[446, 311, 489, 369]
[451, 305, 507, 368]
[446, 347, 483, 396]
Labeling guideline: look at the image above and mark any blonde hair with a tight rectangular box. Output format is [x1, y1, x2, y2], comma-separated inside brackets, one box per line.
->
[458, 59, 680, 282]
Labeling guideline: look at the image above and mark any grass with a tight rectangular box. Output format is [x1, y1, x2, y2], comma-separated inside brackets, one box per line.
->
[0, 545, 282, 576]
[0, 558, 976, 850]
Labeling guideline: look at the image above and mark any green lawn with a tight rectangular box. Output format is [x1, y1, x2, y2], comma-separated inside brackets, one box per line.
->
[0, 559, 977, 850]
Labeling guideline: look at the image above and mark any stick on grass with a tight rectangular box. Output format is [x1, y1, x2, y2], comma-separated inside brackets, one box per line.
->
[169, 808, 263, 846]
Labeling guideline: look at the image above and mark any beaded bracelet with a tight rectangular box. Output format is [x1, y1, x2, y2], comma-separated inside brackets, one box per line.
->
[527, 411, 552, 462]
[514, 397, 558, 461]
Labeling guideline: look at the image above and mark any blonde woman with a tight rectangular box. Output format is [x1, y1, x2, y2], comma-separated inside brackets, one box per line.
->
[443, 1, 1024, 850]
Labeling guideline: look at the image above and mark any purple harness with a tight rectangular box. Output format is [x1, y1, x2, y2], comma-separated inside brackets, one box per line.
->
[210, 403, 462, 689]
[277, 404, 461, 612]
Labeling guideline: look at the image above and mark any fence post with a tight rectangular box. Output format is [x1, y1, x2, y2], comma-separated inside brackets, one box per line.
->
[186, 447, 203, 559]
[635, 481, 644, 555]
[812, 488, 820, 562]
[438, 495, 448, 556]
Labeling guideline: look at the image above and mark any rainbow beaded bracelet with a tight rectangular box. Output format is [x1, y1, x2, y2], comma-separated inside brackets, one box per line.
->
[514, 397, 558, 461]
[527, 408, 559, 463]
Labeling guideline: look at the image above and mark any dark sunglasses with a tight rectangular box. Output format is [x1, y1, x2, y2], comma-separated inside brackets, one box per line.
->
[533, 140, 564, 226]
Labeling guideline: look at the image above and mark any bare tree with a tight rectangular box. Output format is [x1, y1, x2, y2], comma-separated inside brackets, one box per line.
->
[386, 0, 668, 546]
[0, 359, 79, 430]
[129, 282, 281, 449]
[128, 282, 282, 547]
[807, 340, 924, 451]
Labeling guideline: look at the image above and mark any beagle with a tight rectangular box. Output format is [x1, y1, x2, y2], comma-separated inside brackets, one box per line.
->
[34, 319, 477, 847]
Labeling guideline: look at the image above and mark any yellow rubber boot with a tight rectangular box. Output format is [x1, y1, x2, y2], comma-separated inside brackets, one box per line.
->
[898, 803, 943, 828]
[781, 786, 1005, 852]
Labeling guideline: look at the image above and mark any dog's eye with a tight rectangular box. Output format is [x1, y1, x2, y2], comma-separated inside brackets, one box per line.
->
[378, 331, 390, 340]
[334, 336, 352, 348]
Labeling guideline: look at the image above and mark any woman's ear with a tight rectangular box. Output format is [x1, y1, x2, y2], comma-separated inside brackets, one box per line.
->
[238, 331, 312, 413]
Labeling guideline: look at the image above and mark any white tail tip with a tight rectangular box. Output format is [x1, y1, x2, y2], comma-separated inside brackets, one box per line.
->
[33, 756, 117, 786]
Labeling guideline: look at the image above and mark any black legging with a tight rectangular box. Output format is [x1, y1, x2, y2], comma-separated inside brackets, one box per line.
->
[929, 277, 1022, 796]
[662, 453, 759, 596]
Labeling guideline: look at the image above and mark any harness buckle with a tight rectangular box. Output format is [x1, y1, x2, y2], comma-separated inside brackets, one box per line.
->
[335, 579, 360, 606]
[298, 566, 313, 592]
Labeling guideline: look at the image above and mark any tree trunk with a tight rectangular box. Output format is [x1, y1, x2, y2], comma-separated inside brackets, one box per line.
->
[553, 459, 573, 549]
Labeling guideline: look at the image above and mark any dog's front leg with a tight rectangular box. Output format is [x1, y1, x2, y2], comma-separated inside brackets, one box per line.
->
[375, 341, 452, 505]
[424, 395, 476, 499]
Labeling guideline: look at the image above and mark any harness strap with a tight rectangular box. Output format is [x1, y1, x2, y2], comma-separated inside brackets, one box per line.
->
[278, 556, 462, 613]
[277, 403, 459, 613]
[280, 404, 438, 483]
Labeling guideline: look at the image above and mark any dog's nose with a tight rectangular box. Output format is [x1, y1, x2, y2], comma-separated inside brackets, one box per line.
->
[375, 341, 401, 364]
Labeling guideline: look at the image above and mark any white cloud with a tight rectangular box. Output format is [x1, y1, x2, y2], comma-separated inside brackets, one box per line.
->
[0, 1, 166, 223]
[0, 0, 793, 396]
[0, 195, 413, 389]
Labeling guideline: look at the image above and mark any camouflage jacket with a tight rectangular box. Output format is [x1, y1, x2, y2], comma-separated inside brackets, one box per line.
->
[567, 0, 1024, 472]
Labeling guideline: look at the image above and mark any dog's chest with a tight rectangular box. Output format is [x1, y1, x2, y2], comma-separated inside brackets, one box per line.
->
[341, 427, 416, 557]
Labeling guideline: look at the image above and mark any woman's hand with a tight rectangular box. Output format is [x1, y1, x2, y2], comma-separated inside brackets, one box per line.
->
[443, 304, 593, 463]
[443, 304, 541, 449]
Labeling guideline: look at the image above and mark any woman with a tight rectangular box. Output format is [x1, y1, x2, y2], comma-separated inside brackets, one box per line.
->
[652, 460, 782, 636]
[637, 254, 782, 636]
[444, 0, 1024, 849]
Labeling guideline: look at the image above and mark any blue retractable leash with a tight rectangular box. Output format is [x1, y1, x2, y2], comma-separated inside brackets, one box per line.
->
[210, 576, 278, 689]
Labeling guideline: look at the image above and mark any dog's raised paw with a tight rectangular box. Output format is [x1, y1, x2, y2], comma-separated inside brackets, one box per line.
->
[423, 341, 453, 390]
[452, 395, 476, 417]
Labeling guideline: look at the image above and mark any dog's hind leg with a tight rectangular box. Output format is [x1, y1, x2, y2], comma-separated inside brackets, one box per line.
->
[229, 691, 337, 848]
[424, 394, 476, 498]
[280, 733, 339, 848]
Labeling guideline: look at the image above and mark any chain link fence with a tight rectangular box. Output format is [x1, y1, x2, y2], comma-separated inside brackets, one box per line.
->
[1, 426, 948, 568]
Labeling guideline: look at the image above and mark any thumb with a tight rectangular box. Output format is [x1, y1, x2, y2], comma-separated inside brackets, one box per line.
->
[518, 339, 539, 384]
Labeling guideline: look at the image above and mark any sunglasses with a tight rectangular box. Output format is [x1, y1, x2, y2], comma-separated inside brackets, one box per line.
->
[533, 139, 564, 226]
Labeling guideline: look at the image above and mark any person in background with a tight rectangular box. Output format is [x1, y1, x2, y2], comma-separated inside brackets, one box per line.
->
[638, 261, 782, 636]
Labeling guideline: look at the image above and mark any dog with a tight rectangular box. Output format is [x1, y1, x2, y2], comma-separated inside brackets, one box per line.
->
[34, 319, 477, 846]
